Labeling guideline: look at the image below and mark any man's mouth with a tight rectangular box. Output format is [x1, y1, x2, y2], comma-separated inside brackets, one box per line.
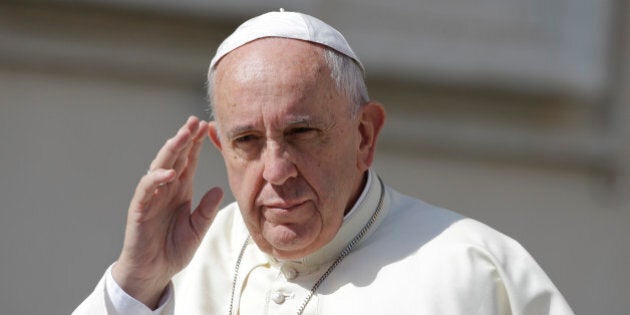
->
[263, 200, 307, 211]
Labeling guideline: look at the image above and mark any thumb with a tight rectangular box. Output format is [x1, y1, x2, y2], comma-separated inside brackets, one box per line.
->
[191, 187, 224, 238]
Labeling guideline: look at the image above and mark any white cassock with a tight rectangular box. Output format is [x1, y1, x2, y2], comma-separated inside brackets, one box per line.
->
[74, 169, 574, 314]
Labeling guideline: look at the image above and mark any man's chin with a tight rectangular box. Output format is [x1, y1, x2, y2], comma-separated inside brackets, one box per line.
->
[262, 226, 319, 260]
[270, 247, 313, 261]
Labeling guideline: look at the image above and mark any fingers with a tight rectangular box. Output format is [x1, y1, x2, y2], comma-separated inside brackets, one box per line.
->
[149, 116, 201, 173]
[131, 116, 208, 219]
[132, 169, 177, 212]
[180, 121, 208, 183]
[190, 187, 224, 238]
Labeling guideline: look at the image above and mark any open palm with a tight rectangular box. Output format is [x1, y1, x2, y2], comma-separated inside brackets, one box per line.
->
[112, 117, 223, 308]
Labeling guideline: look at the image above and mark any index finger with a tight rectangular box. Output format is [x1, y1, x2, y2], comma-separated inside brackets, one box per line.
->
[179, 120, 209, 184]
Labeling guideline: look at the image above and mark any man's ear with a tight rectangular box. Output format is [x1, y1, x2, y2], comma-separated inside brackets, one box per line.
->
[357, 101, 386, 170]
[208, 121, 223, 151]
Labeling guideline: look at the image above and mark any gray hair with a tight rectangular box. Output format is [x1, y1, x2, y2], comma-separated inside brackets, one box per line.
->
[206, 46, 369, 120]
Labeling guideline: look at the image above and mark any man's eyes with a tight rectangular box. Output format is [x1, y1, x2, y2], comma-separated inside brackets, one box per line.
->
[290, 127, 316, 135]
[231, 127, 319, 147]
[234, 134, 258, 143]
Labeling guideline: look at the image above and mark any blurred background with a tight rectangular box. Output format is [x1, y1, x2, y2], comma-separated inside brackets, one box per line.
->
[1, 1, 628, 314]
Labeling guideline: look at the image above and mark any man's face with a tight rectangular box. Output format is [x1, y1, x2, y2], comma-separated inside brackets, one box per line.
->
[209, 38, 370, 260]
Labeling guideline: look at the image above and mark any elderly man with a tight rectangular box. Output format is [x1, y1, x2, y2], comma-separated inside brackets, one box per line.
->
[74, 10, 573, 315]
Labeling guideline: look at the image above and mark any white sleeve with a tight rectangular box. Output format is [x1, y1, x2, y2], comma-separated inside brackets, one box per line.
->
[72, 264, 175, 315]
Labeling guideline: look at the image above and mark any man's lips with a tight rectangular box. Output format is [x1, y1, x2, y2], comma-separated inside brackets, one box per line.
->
[263, 200, 307, 211]
[261, 200, 311, 222]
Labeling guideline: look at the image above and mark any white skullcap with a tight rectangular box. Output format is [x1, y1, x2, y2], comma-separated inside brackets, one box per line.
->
[209, 9, 364, 73]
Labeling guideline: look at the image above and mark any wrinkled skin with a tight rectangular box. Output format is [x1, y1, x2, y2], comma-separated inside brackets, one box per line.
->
[209, 38, 385, 260]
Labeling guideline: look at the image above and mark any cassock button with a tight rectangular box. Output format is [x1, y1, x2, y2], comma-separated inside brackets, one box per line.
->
[271, 291, 285, 304]
[284, 267, 298, 280]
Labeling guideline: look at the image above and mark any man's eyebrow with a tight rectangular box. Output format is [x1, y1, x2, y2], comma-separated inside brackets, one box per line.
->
[286, 116, 315, 126]
[226, 124, 255, 139]
[225, 116, 331, 138]
[285, 115, 330, 127]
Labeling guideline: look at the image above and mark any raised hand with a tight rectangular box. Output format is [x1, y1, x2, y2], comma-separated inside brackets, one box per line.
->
[112, 116, 223, 308]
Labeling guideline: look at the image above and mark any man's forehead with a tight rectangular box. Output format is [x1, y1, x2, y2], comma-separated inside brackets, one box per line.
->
[213, 38, 336, 101]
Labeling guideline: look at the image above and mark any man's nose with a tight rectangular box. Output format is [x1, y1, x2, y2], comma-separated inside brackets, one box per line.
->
[262, 141, 298, 185]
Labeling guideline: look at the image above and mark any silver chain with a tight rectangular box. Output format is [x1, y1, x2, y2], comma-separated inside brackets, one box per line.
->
[228, 234, 250, 315]
[228, 177, 385, 315]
